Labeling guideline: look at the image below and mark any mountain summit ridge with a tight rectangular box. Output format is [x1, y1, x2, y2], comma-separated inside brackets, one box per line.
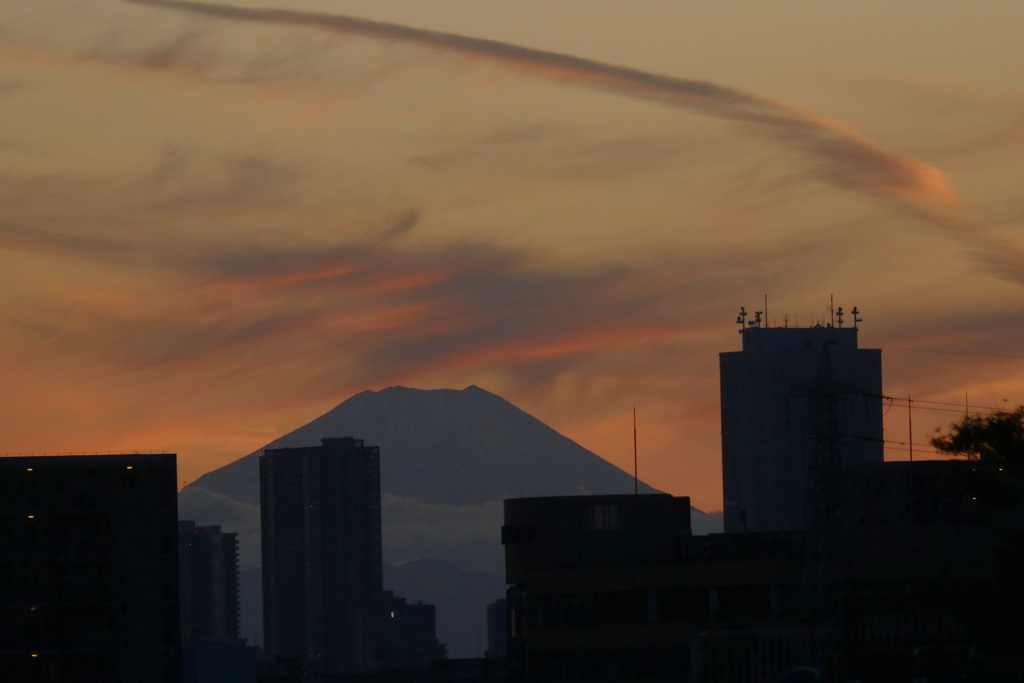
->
[189, 384, 661, 507]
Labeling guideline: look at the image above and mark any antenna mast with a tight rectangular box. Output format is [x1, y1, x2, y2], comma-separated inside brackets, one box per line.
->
[736, 307, 747, 335]
[908, 395, 914, 462]
[633, 407, 638, 495]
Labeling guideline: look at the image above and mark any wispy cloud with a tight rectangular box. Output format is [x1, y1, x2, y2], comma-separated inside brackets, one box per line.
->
[2, 0, 1022, 508]
[122, 0, 955, 207]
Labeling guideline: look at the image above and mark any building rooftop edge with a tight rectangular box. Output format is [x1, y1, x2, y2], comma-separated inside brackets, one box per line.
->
[0, 452, 175, 467]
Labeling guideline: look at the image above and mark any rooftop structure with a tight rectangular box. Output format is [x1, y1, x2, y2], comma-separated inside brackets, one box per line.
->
[720, 305, 883, 533]
[501, 461, 1024, 681]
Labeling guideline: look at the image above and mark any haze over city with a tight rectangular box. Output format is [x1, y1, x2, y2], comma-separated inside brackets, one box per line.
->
[1, 0, 1023, 511]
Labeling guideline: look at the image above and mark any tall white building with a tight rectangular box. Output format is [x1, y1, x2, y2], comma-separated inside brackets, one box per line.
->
[720, 314, 883, 533]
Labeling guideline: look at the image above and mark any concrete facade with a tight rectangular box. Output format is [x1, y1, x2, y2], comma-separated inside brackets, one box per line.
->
[720, 326, 883, 533]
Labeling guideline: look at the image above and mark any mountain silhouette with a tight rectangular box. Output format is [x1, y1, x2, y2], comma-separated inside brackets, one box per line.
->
[179, 385, 721, 657]
[189, 385, 659, 506]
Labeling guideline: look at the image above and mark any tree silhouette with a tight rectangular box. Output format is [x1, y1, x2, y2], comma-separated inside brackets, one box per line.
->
[931, 405, 1024, 465]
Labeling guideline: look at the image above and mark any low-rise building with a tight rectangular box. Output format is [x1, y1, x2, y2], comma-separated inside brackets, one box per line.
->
[502, 463, 1024, 681]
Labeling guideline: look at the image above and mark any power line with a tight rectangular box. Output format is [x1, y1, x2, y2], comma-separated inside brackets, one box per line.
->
[898, 397, 1007, 410]
[894, 404, 998, 415]
[883, 445, 943, 456]
[877, 395, 1008, 413]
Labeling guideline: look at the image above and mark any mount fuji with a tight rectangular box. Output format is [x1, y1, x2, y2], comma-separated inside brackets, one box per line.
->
[179, 385, 722, 656]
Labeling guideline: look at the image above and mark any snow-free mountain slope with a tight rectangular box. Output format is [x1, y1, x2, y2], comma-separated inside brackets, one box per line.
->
[189, 385, 660, 506]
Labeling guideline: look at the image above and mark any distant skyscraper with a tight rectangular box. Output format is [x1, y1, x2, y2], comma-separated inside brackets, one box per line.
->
[720, 317, 883, 533]
[179, 521, 240, 646]
[485, 599, 508, 661]
[260, 437, 384, 676]
[373, 592, 447, 669]
[0, 453, 180, 681]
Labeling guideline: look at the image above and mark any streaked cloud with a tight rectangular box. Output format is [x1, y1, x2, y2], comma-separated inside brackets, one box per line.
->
[0, 0, 1021, 509]
[124, 0, 956, 207]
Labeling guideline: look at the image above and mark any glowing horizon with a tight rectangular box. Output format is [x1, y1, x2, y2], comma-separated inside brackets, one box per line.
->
[0, 0, 1022, 510]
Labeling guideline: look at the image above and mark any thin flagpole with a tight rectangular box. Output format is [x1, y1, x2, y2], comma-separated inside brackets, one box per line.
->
[633, 407, 638, 495]
[908, 395, 914, 462]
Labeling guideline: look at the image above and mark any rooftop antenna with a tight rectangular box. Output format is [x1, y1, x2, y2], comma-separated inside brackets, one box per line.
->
[753, 311, 763, 328]
[736, 307, 747, 334]
[633, 407, 638, 495]
[764, 294, 769, 329]
[851, 306, 862, 330]
[836, 307, 844, 328]
[908, 395, 914, 462]
[783, 314, 789, 328]
[829, 294, 835, 327]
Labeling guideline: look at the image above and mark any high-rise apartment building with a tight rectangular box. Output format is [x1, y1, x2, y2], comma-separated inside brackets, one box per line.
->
[260, 437, 384, 676]
[0, 453, 180, 682]
[720, 317, 883, 533]
[179, 521, 240, 646]
[373, 592, 447, 670]
[485, 599, 508, 661]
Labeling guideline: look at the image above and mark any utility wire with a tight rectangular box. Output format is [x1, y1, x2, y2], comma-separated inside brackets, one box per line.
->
[892, 404, 998, 415]
[883, 445, 943, 455]
[871, 393, 1008, 413]
[903, 397, 1008, 409]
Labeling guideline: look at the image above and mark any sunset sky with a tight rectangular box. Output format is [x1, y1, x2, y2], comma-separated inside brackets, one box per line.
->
[1, 0, 1022, 511]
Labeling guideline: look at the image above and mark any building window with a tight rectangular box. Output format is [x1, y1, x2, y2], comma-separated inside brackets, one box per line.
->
[587, 505, 621, 531]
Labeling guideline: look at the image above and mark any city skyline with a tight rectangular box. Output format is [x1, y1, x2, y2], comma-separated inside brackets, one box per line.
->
[1, 0, 1022, 511]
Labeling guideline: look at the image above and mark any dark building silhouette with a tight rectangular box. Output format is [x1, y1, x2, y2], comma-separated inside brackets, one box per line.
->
[180, 521, 241, 645]
[184, 638, 259, 683]
[180, 520, 257, 683]
[0, 453, 180, 682]
[331, 658, 513, 683]
[261, 437, 445, 679]
[261, 437, 384, 676]
[373, 592, 447, 670]
[502, 494, 693, 679]
[720, 321, 883, 533]
[503, 494, 692, 574]
[502, 463, 1024, 681]
[485, 599, 507, 661]
[498, 315, 1024, 680]
[831, 460, 1024, 680]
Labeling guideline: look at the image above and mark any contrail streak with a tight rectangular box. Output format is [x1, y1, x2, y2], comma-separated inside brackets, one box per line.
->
[124, 0, 955, 206]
